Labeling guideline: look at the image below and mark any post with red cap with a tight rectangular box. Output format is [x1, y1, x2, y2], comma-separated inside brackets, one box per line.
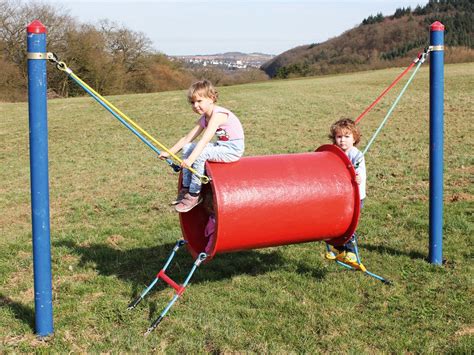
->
[27, 20, 54, 336]
[429, 21, 444, 265]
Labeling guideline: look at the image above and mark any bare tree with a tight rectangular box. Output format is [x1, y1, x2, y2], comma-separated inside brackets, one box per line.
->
[99, 19, 152, 73]
[0, 0, 75, 77]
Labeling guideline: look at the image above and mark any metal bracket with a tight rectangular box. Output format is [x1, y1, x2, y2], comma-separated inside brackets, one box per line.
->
[27, 52, 56, 60]
[429, 45, 444, 51]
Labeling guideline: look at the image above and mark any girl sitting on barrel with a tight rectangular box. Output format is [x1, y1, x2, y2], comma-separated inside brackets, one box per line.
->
[160, 80, 245, 213]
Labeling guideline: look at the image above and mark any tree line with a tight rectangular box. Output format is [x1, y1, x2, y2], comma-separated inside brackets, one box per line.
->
[0, 0, 268, 102]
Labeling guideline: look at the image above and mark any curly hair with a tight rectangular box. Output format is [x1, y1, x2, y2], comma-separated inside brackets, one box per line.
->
[328, 118, 361, 145]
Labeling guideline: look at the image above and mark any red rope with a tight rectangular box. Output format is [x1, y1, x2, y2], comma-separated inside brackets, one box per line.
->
[355, 54, 422, 125]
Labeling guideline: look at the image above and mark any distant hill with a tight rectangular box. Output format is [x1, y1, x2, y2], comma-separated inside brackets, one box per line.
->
[261, 0, 473, 78]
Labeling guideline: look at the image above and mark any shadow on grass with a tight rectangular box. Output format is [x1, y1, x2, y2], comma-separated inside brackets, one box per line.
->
[294, 262, 327, 281]
[0, 294, 35, 331]
[362, 243, 426, 260]
[54, 240, 329, 325]
[55, 240, 324, 295]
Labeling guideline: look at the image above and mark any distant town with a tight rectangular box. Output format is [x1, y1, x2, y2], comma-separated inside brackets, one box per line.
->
[171, 52, 275, 70]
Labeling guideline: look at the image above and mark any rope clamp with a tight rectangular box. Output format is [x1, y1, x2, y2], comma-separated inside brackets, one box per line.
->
[195, 253, 208, 266]
[44, 52, 72, 73]
[413, 47, 430, 64]
[200, 176, 211, 184]
[46, 52, 59, 63]
[55, 61, 71, 73]
[418, 51, 428, 64]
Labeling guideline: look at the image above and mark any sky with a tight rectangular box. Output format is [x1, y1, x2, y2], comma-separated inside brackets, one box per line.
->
[44, 0, 427, 56]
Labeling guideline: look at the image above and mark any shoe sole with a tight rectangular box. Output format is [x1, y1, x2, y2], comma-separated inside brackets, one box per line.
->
[175, 198, 203, 213]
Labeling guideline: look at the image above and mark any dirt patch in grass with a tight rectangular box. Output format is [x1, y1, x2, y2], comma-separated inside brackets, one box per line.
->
[107, 234, 125, 249]
[455, 326, 474, 337]
[2, 334, 50, 348]
[449, 192, 474, 202]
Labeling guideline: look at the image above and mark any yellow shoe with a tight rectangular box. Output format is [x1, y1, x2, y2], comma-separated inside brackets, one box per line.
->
[336, 251, 357, 263]
[336, 252, 366, 272]
[325, 250, 336, 260]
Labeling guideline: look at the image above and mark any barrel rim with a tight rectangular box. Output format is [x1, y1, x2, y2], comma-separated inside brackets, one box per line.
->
[316, 144, 361, 246]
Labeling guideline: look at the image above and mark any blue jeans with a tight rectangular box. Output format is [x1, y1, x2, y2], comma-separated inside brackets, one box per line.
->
[182, 140, 244, 194]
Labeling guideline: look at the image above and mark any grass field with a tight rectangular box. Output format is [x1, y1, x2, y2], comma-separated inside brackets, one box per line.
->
[0, 62, 473, 352]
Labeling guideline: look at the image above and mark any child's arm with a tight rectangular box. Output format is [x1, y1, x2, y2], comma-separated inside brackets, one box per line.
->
[181, 112, 228, 167]
[355, 174, 361, 185]
[159, 123, 203, 159]
[355, 156, 366, 186]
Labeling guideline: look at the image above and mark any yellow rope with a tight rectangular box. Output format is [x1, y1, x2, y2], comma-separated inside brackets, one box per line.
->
[55, 63, 209, 183]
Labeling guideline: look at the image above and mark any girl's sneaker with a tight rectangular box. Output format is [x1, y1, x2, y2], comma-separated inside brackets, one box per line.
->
[171, 188, 189, 205]
[175, 193, 202, 213]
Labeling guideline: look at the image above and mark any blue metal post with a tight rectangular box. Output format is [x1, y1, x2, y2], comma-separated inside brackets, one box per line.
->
[27, 20, 54, 336]
[429, 21, 445, 265]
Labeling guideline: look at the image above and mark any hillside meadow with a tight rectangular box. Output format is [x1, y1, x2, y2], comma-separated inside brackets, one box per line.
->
[0, 62, 472, 352]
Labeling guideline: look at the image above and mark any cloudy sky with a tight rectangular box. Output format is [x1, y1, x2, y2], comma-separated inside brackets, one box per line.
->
[44, 0, 427, 55]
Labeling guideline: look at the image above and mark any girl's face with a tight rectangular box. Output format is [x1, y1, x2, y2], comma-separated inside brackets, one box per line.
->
[334, 129, 355, 152]
[190, 94, 214, 117]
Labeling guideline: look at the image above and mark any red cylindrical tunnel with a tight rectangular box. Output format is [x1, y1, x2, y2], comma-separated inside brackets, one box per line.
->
[179, 144, 360, 260]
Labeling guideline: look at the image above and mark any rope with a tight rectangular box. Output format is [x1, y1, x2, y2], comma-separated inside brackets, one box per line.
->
[48, 54, 209, 184]
[361, 54, 425, 157]
[354, 50, 428, 168]
[355, 50, 427, 125]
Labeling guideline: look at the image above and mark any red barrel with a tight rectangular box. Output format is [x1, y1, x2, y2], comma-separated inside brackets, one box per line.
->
[179, 144, 360, 259]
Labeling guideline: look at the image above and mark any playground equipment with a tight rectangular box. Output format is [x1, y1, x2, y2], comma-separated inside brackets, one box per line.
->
[27, 20, 445, 337]
[131, 144, 390, 335]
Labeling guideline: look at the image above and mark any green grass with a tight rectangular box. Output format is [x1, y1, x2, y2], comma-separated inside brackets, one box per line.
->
[1, 63, 473, 352]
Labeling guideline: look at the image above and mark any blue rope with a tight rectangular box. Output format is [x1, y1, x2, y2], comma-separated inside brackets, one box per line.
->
[68, 74, 180, 172]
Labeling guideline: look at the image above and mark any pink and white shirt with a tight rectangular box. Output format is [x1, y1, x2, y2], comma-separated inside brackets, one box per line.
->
[198, 106, 244, 141]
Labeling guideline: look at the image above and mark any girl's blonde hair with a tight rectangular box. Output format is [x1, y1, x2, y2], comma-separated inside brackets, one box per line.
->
[187, 80, 218, 103]
[329, 118, 361, 145]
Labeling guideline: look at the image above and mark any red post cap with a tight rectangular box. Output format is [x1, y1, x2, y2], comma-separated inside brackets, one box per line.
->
[430, 21, 445, 32]
[27, 20, 47, 34]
